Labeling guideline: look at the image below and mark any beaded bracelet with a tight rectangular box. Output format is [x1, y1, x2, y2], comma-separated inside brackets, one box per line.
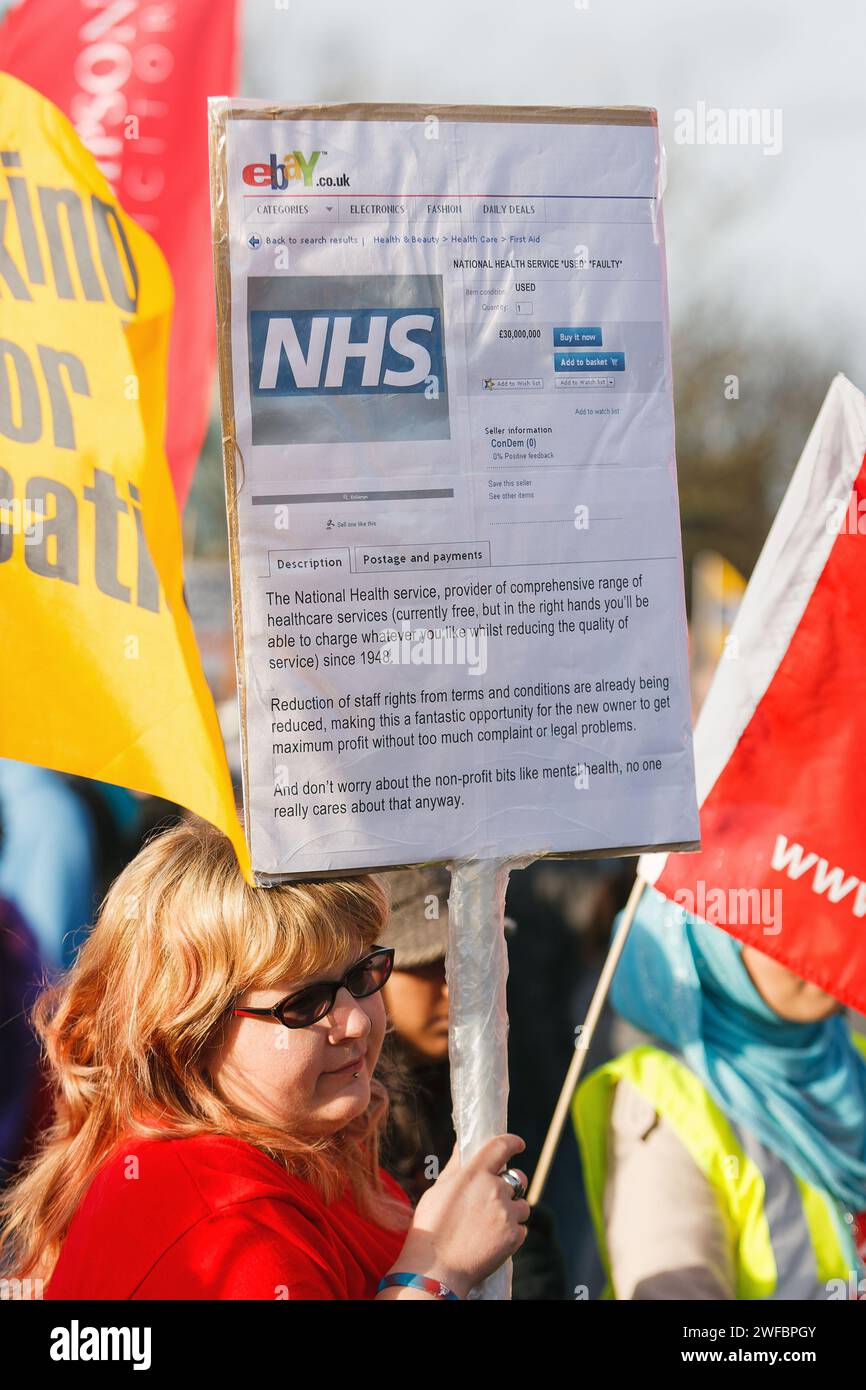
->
[377, 1272, 460, 1300]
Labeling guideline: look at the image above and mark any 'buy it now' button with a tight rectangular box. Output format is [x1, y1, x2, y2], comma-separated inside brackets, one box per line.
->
[553, 326, 602, 347]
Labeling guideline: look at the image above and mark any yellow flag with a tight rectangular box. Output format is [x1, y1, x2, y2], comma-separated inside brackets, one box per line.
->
[0, 75, 252, 882]
[691, 550, 747, 664]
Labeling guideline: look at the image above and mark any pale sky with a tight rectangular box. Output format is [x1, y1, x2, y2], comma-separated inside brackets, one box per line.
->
[242, 0, 866, 384]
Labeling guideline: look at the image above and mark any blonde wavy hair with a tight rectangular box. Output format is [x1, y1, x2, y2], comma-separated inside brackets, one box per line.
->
[0, 815, 411, 1282]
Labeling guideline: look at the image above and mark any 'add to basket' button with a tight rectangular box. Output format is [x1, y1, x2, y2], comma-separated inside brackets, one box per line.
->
[553, 326, 603, 347]
[554, 350, 625, 372]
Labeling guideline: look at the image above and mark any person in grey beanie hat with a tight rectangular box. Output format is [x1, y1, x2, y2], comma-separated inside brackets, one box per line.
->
[378, 866, 455, 1212]
[381, 866, 451, 1065]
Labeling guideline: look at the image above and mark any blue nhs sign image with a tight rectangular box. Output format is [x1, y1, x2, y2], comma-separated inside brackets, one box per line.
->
[251, 308, 444, 395]
[247, 275, 450, 444]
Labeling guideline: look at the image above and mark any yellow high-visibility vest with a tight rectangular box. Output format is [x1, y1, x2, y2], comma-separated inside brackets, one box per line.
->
[573, 1045, 863, 1300]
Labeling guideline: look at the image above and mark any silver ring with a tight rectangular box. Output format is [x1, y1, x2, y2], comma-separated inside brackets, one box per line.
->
[499, 1168, 526, 1201]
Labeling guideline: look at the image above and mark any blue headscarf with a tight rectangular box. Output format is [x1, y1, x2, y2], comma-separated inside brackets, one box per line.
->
[610, 886, 866, 1212]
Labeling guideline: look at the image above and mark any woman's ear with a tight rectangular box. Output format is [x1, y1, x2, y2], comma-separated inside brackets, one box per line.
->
[196, 1007, 233, 1077]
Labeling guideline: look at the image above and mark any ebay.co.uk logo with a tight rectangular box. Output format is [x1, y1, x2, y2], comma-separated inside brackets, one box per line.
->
[242, 152, 349, 190]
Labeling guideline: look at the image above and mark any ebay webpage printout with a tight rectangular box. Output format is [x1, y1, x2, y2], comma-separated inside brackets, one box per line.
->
[210, 102, 700, 880]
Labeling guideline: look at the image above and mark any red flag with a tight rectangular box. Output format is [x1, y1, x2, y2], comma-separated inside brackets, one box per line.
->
[640, 374, 866, 1012]
[0, 0, 240, 507]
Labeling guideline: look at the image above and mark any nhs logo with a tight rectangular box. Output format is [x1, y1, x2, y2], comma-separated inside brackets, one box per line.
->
[247, 274, 450, 444]
[252, 307, 443, 395]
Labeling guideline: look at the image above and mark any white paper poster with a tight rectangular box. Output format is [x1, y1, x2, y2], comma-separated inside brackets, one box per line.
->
[209, 102, 700, 880]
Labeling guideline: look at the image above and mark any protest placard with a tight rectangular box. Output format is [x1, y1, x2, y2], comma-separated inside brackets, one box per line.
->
[209, 101, 699, 881]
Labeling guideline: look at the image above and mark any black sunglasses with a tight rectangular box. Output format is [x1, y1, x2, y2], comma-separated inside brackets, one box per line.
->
[232, 947, 395, 1030]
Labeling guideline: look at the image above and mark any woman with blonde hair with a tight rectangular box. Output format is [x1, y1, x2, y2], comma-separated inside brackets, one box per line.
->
[0, 817, 528, 1300]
